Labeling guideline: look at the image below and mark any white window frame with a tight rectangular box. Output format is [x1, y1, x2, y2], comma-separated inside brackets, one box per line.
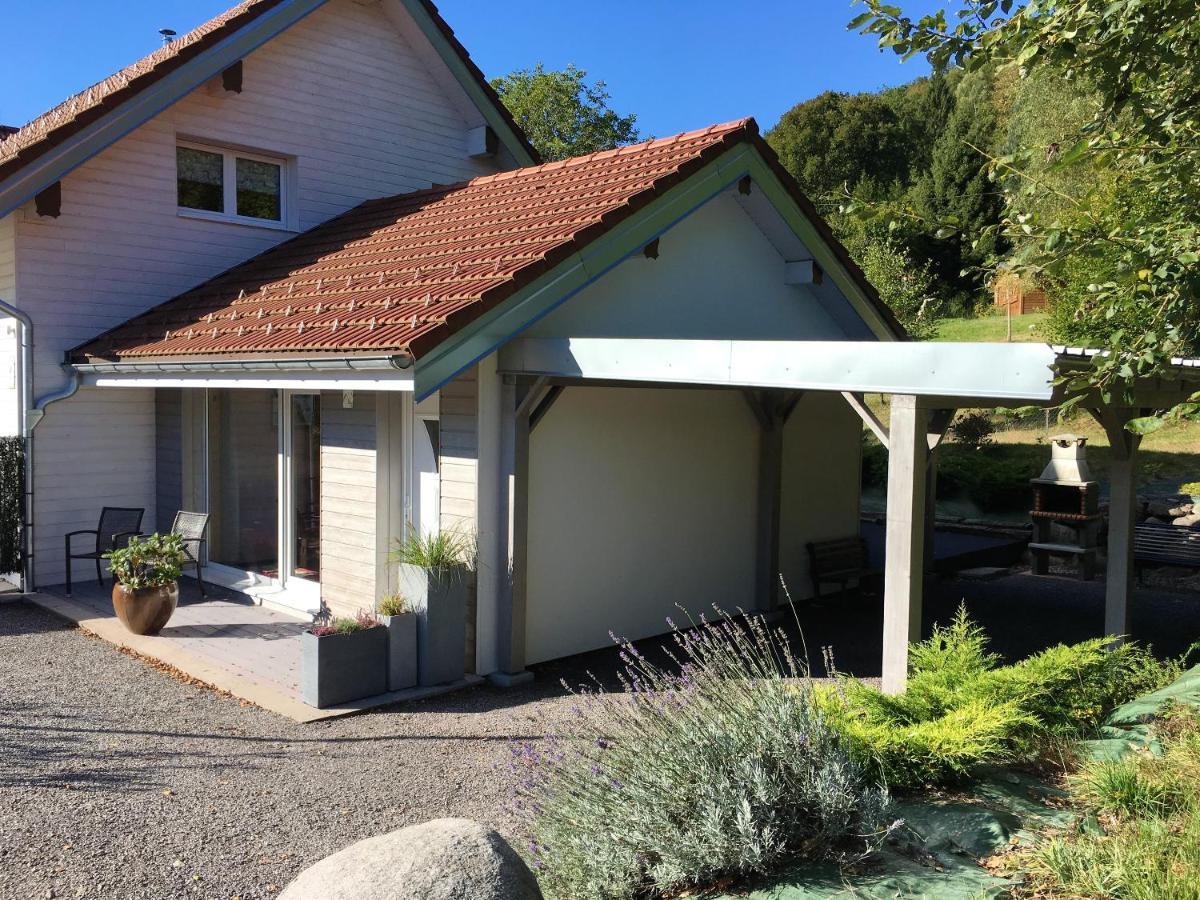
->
[176, 139, 294, 231]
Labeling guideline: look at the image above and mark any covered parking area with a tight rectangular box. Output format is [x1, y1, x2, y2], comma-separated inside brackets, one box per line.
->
[489, 337, 1200, 693]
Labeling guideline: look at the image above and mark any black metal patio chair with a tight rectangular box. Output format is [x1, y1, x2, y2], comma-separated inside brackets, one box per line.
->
[170, 510, 210, 597]
[64, 507, 144, 597]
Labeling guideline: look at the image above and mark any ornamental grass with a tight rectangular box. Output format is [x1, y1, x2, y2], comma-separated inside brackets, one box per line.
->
[509, 610, 892, 900]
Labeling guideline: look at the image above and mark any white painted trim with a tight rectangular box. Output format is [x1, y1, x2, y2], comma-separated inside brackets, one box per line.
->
[176, 139, 294, 230]
[500, 338, 1062, 402]
[84, 373, 415, 391]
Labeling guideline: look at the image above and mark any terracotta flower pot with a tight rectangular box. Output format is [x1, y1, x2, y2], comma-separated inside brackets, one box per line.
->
[112, 582, 179, 635]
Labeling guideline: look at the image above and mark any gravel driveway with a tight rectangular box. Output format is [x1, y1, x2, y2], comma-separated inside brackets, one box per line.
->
[0, 601, 570, 900]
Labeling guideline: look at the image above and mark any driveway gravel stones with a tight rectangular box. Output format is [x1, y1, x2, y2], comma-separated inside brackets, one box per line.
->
[0, 601, 568, 900]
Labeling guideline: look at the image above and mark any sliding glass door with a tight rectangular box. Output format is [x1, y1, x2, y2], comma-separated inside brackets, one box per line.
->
[202, 389, 321, 609]
[284, 392, 321, 590]
[207, 389, 279, 577]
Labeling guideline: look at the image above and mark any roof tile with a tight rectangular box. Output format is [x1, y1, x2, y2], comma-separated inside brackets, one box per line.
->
[73, 120, 756, 364]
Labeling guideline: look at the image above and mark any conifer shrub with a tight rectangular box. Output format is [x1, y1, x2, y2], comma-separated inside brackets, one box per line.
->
[820, 608, 1179, 790]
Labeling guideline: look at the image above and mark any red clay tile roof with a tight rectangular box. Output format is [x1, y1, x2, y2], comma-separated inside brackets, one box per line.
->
[72, 119, 903, 364]
[0, 0, 536, 187]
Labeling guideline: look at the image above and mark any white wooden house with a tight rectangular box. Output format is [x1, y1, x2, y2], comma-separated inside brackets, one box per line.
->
[2, 0, 1194, 694]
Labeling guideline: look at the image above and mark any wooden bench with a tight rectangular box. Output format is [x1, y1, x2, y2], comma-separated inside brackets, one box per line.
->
[1134, 522, 1200, 581]
[807, 536, 873, 599]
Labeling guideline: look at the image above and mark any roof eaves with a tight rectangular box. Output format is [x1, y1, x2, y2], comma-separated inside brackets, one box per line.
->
[748, 133, 909, 342]
[407, 0, 540, 165]
[0, 0, 541, 216]
[0, 0, 323, 219]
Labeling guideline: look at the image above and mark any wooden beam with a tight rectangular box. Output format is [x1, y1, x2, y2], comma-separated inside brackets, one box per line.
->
[528, 384, 564, 432]
[221, 60, 243, 93]
[493, 378, 534, 682]
[882, 394, 932, 694]
[1091, 407, 1144, 639]
[841, 391, 889, 449]
[924, 408, 954, 573]
[34, 181, 61, 218]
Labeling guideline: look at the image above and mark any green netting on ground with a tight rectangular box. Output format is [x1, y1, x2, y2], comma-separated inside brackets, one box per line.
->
[1080, 664, 1200, 761]
[714, 666, 1200, 900]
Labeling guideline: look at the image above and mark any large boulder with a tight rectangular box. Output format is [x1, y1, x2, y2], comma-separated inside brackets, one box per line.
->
[280, 818, 543, 900]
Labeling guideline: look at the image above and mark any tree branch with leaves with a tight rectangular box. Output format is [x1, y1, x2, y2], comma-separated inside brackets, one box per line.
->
[850, 0, 1200, 427]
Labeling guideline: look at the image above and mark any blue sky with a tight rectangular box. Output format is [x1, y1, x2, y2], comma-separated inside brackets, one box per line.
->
[0, 1, 937, 138]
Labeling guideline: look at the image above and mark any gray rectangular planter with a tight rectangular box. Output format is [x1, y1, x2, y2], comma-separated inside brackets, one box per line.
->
[300, 626, 387, 708]
[380, 611, 418, 691]
[398, 563, 468, 687]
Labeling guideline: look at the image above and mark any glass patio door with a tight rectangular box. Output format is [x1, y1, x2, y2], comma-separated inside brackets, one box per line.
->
[203, 389, 320, 610]
[207, 389, 280, 579]
[282, 392, 321, 599]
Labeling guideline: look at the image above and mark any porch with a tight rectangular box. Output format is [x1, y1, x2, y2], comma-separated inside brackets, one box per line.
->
[29, 579, 479, 722]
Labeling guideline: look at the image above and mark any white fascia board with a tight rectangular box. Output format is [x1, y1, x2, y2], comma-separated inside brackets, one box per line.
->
[83, 371, 414, 391]
[499, 338, 1061, 402]
[0, 0, 329, 218]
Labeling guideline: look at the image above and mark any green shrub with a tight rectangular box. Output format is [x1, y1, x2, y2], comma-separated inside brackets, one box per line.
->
[105, 533, 186, 590]
[817, 687, 1031, 789]
[512, 613, 891, 899]
[861, 435, 1043, 511]
[824, 608, 1179, 790]
[0, 436, 23, 575]
[948, 410, 997, 450]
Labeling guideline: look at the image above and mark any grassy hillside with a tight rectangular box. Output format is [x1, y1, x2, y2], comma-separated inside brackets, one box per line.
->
[933, 311, 1048, 343]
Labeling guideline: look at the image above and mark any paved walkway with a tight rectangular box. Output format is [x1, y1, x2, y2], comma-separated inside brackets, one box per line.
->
[0, 599, 567, 900]
[31, 581, 480, 721]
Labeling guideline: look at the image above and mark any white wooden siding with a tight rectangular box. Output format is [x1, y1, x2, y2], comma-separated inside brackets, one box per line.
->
[320, 391, 378, 617]
[436, 367, 479, 671]
[11, 0, 510, 587]
[439, 367, 479, 534]
[32, 386, 157, 587]
[0, 213, 17, 437]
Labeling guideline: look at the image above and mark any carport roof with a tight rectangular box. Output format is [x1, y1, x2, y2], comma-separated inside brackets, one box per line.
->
[69, 118, 906, 368]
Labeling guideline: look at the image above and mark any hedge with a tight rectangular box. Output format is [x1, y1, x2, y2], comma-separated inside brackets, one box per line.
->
[0, 436, 24, 574]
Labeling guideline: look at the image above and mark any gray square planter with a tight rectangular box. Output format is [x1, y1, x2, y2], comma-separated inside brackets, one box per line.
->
[300, 626, 387, 708]
[398, 563, 468, 687]
[380, 611, 418, 692]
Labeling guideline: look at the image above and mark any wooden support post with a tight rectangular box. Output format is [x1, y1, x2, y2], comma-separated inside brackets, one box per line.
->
[745, 391, 801, 615]
[923, 409, 954, 575]
[492, 378, 546, 685]
[924, 448, 939, 575]
[882, 394, 932, 694]
[1093, 408, 1143, 640]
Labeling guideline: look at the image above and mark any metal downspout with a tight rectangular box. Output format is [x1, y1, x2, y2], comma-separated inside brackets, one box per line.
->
[0, 297, 82, 592]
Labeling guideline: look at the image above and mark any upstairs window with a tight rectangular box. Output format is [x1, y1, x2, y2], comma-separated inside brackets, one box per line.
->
[177, 141, 287, 227]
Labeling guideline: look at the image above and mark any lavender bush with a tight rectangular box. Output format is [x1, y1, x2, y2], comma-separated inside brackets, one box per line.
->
[509, 611, 891, 899]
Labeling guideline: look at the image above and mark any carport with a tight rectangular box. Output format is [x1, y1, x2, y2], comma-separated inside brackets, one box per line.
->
[491, 337, 1200, 693]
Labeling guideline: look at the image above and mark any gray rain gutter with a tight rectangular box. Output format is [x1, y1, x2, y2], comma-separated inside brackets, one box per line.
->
[71, 354, 413, 375]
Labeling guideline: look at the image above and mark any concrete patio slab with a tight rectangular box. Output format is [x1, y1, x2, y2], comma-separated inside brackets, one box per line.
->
[27, 581, 481, 723]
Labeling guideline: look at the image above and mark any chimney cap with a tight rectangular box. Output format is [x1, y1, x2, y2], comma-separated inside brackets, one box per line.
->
[158, 28, 178, 46]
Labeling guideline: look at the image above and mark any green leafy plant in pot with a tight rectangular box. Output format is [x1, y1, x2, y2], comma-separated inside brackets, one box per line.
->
[105, 533, 186, 635]
[390, 528, 473, 687]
